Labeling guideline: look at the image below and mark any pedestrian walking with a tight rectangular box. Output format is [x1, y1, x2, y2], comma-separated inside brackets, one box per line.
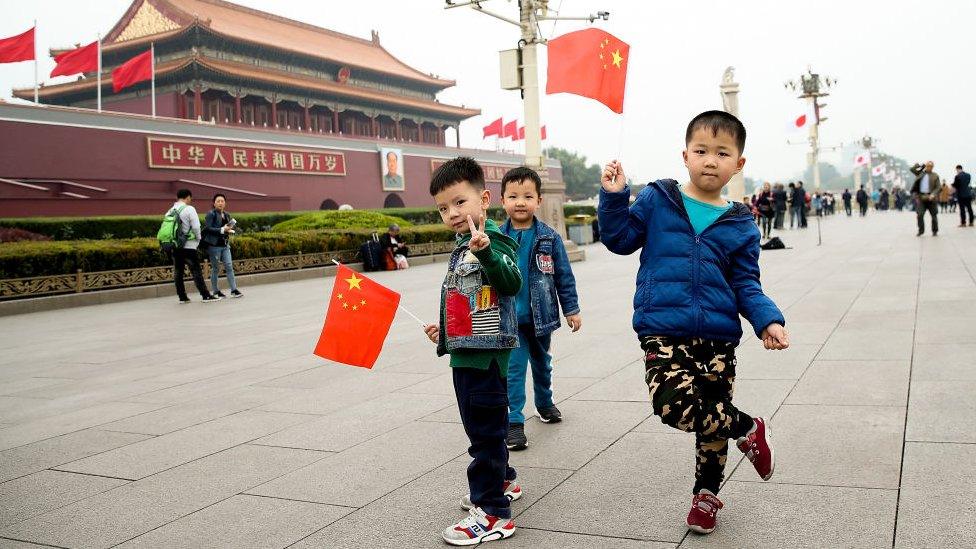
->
[953, 164, 973, 227]
[202, 194, 243, 298]
[856, 186, 869, 217]
[911, 161, 942, 236]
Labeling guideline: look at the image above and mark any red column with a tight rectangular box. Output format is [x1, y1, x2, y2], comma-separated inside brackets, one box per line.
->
[332, 110, 339, 134]
[178, 92, 186, 119]
[417, 121, 424, 144]
[193, 85, 202, 120]
[234, 95, 242, 124]
[395, 119, 402, 141]
[271, 99, 277, 127]
[370, 116, 378, 138]
[304, 104, 311, 132]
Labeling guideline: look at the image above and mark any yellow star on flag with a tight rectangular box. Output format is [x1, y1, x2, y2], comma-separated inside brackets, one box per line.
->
[345, 273, 363, 290]
[611, 49, 623, 68]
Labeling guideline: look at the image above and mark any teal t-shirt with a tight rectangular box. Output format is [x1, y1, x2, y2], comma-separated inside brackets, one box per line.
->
[681, 190, 732, 234]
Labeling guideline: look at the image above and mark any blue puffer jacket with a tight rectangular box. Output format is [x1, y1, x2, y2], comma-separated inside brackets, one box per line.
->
[598, 179, 785, 343]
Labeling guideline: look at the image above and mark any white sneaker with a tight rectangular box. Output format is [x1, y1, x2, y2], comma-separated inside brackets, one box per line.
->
[442, 507, 515, 546]
[460, 479, 522, 510]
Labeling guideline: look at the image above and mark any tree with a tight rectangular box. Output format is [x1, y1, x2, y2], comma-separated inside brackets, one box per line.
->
[545, 147, 602, 199]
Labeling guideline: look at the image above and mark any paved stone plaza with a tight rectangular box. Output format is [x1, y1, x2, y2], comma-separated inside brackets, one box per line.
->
[1, 211, 973, 548]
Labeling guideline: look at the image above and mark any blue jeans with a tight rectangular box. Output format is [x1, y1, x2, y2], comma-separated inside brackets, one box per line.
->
[207, 246, 237, 293]
[507, 323, 554, 424]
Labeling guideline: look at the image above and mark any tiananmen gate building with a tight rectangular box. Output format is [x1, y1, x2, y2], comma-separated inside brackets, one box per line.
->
[0, 0, 563, 217]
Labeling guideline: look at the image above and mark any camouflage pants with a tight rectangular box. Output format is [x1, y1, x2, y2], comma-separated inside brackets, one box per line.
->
[641, 336, 753, 494]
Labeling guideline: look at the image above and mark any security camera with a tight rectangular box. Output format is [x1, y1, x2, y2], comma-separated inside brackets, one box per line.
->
[597, 11, 610, 20]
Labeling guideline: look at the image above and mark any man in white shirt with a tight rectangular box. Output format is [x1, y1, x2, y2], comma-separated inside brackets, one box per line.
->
[170, 189, 220, 303]
[911, 161, 942, 236]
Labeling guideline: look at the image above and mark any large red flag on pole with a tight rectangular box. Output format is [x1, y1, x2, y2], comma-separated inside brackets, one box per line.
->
[314, 264, 400, 369]
[111, 47, 152, 93]
[546, 28, 630, 114]
[0, 26, 34, 63]
[0, 25, 36, 103]
[502, 119, 518, 139]
[50, 41, 98, 77]
[482, 117, 503, 138]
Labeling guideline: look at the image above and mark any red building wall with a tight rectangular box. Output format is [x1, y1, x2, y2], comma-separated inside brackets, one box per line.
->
[0, 110, 563, 217]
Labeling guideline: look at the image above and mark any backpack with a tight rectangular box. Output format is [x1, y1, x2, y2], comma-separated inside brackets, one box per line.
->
[761, 236, 788, 250]
[157, 204, 187, 253]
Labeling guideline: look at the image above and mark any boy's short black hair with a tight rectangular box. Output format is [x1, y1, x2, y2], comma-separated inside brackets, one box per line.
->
[685, 110, 746, 154]
[429, 156, 485, 196]
[176, 188, 192, 199]
[501, 166, 542, 195]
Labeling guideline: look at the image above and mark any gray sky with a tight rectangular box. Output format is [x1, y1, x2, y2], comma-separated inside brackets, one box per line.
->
[2, 0, 974, 185]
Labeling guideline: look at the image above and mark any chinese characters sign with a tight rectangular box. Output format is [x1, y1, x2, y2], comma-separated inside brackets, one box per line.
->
[147, 138, 346, 176]
[430, 159, 512, 183]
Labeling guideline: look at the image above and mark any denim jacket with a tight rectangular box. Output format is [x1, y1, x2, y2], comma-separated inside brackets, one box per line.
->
[437, 219, 522, 355]
[501, 218, 580, 337]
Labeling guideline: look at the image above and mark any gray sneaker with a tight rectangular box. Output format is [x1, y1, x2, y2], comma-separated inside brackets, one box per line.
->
[460, 479, 523, 510]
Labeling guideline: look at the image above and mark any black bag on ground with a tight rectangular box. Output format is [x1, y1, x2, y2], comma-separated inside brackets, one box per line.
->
[359, 233, 385, 272]
[761, 236, 787, 250]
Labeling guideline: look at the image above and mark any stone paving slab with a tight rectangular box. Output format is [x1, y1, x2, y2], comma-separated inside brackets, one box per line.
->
[0, 401, 164, 452]
[1, 444, 327, 548]
[0, 429, 151, 483]
[894, 442, 976, 548]
[0, 470, 128, 527]
[905, 380, 976, 443]
[115, 494, 353, 549]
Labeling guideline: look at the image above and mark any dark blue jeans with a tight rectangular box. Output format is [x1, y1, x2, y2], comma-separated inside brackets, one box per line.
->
[453, 360, 517, 518]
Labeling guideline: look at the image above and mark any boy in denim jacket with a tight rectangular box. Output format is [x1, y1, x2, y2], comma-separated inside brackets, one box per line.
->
[498, 167, 581, 451]
[598, 111, 789, 535]
[424, 157, 523, 546]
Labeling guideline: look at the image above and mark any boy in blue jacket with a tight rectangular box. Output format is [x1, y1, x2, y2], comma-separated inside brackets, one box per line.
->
[498, 167, 582, 451]
[598, 110, 790, 535]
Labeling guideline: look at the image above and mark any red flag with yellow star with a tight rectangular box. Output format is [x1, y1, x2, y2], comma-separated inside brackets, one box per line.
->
[546, 28, 629, 114]
[314, 264, 400, 369]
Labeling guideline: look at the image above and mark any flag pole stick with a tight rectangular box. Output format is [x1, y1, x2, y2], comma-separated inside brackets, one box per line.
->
[150, 42, 156, 117]
[33, 20, 38, 104]
[96, 33, 101, 112]
[330, 260, 426, 327]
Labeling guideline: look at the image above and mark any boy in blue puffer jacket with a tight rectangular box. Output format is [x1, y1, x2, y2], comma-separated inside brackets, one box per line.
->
[598, 110, 790, 536]
[498, 167, 582, 452]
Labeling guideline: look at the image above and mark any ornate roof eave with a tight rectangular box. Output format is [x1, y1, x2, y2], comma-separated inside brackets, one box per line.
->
[13, 54, 479, 120]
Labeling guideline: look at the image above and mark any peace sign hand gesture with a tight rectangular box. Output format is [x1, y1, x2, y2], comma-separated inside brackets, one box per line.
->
[467, 214, 490, 253]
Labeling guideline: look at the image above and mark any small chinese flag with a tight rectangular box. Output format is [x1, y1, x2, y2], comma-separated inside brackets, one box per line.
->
[0, 27, 34, 63]
[51, 41, 98, 77]
[483, 117, 503, 138]
[112, 48, 152, 92]
[517, 126, 525, 140]
[314, 264, 401, 369]
[546, 28, 629, 114]
[541, 125, 547, 140]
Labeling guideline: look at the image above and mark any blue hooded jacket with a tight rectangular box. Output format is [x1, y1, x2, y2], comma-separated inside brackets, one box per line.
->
[598, 179, 785, 343]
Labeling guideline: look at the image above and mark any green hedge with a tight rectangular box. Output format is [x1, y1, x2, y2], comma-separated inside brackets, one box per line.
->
[272, 211, 411, 232]
[0, 225, 455, 279]
[0, 211, 309, 241]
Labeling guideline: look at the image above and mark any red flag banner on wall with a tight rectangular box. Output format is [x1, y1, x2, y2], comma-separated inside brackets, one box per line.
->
[112, 48, 152, 92]
[51, 41, 98, 77]
[517, 126, 525, 140]
[0, 27, 34, 63]
[502, 119, 518, 139]
[546, 28, 629, 114]
[314, 264, 401, 369]
[483, 117, 503, 138]
[541, 125, 547, 140]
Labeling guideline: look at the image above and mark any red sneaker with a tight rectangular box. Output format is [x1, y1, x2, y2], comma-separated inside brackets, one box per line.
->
[737, 417, 775, 481]
[686, 490, 723, 534]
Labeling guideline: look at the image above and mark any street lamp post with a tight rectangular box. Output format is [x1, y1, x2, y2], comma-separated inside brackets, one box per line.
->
[785, 68, 836, 191]
[861, 135, 875, 192]
[445, 0, 608, 247]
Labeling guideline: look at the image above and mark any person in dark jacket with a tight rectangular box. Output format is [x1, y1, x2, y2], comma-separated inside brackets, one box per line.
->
[856, 186, 869, 216]
[598, 111, 788, 536]
[772, 183, 788, 229]
[792, 181, 807, 228]
[910, 161, 942, 236]
[756, 182, 774, 239]
[202, 194, 242, 298]
[953, 165, 973, 227]
[378, 224, 410, 269]
[842, 189, 853, 216]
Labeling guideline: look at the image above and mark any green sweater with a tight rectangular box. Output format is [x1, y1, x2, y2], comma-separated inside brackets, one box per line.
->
[441, 218, 522, 375]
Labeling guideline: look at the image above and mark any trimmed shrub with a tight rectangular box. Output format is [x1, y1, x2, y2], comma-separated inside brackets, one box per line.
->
[271, 211, 412, 232]
[563, 205, 596, 217]
[0, 225, 456, 279]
